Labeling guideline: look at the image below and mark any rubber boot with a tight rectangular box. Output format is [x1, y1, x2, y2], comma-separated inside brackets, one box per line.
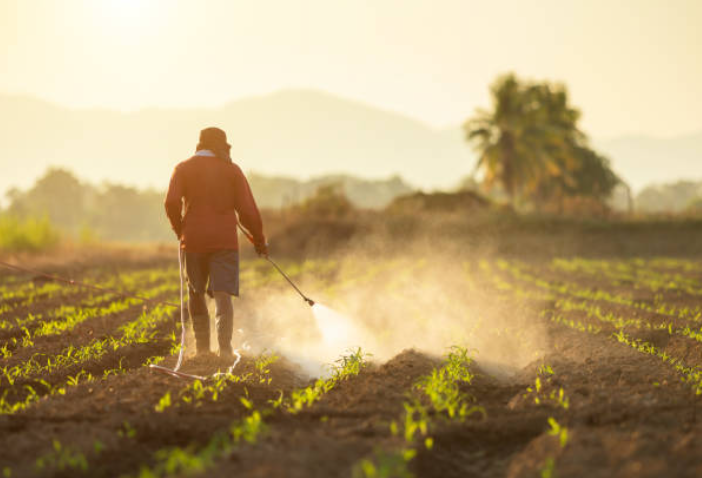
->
[191, 314, 211, 356]
[214, 292, 234, 359]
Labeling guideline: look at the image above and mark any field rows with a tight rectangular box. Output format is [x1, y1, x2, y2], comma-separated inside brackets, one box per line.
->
[1, 255, 701, 477]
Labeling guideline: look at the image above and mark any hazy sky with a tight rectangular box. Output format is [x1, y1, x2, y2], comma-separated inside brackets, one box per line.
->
[1, 0, 701, 138]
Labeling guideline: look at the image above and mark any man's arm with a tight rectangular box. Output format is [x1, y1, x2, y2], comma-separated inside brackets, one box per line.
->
[231, 165, 266, 249]
[164, 166, 184, 239]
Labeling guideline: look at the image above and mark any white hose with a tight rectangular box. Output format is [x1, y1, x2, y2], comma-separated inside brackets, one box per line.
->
[173, 247, 186, 372]
[150, 246, 240, 380]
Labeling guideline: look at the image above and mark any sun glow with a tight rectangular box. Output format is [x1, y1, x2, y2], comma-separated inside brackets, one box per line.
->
[93, 0, 160, 35]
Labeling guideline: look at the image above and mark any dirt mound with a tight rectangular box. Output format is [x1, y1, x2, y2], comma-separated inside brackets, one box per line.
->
[386, 190, 492, 214]
[267, 219, 366, 257]
[316, 349, 440, 416]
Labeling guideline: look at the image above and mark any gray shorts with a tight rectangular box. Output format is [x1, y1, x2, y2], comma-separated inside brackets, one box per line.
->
[183, 249, 239, 297]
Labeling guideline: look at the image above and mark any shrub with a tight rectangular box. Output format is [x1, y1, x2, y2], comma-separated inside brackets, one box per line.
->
[0, 215, 61, 253]
[297, 183, 354, 218]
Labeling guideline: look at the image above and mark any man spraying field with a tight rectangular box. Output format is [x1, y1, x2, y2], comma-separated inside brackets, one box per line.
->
[164, 127, 268, 360]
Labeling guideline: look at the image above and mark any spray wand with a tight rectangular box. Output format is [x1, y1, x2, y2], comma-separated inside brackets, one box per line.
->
[237, 224, 315, 307]
[264, 257, 315, 306]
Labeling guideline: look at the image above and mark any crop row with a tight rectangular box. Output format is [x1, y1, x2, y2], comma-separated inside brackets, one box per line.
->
[4, 282, 179, 358]
[496, 260, 702, 325]
[486, 260, 702, 356]
[0, 265, 179, 317]
[353, 346, 483, 478]
[0, 350, 170, 415]
[1, 291, 118, 332]
[0, 302, 176, 412]
[528, 365, 571, 478]
[480, 261, 702, 396]
[554, 298, 702, 343]
[623, 257, 702, 274]
[0, 349, 176, 478]
[546, 301, 702, 394]
[0, 281, 66, 315]
[134, 348, 370, 478]
[1, 271, 178, 335]
[550, 257, 702, 297]
[8, 347, 358, 476]
[154, 352, 281, 413]
[612, 330, 702, 395]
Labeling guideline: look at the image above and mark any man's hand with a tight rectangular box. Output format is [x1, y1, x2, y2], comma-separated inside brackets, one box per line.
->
[255, 241, 269, 258]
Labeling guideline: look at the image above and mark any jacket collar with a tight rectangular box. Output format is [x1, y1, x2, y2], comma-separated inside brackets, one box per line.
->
[194, 149, 215, 157]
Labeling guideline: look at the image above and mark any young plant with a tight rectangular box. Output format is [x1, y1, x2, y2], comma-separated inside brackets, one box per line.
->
[35, 439, 89, 472]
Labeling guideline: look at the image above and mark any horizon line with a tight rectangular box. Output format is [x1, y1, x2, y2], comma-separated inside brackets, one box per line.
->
[2, 87, 701, 141]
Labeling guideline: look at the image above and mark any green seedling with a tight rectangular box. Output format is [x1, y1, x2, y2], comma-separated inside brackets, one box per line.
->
[118, 421, 137, 439]
[155, 392, 172, 413]
[547, 417, 569, 448]
[35, 439, 88, 472]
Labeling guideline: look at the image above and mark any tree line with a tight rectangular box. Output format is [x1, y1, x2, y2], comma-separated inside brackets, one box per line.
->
[4, 169, 171, 242]
[0, 169, 407, 243]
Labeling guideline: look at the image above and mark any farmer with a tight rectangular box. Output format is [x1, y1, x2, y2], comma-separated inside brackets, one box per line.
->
[164, 127, 267, 359]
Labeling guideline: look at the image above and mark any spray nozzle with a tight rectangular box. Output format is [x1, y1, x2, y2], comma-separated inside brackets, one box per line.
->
[305, 297, 315, 307]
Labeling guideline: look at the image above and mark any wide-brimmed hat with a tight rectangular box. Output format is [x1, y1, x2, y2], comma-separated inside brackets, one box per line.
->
[198, 127, 230, 149]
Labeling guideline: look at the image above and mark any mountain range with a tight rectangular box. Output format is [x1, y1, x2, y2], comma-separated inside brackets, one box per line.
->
[0, 89, 700, 201]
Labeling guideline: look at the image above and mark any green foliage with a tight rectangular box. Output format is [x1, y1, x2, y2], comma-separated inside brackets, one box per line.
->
[0, 214, 60, 252]
[66, 370, 94, 387]
[5, 167, 172, 241]
[78, 223, 100, 245]
[2, 304, 173, 391]
[297, 183, 354, 218]
[137, 406, 268, 478]
[154, 392, 172, 413]
[635, 180, 702, 214]
[401, 346, 484, 446]
[464, 73, 619, 209]
[540, 457, 556, 478]
[137, 349, 366, 478]
[249, 173, 414, 210]
[355, 346, 483, 477]
[230, 409, 267, 444]
[414, 346, 482, 421]
[547, 417, 569, 448]
[333, 347, 370, 378]
[118, 421, 137, 439]
[288, 348, 370, 413]
[522, 363, 570, 410]
[352, 449, 414, 478]
[35, 439, 89, 472]
[254, 352, 279, 385]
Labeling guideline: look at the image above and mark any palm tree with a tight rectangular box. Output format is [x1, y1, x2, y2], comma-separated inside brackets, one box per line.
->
[464, 74, 607, 208]
[463, 74, 527, 204]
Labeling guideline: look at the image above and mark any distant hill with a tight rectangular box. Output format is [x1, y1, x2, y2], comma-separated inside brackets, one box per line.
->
[0, 89, 474, 201]
[595, 132, 702, 192]
[1, 89, 700, 203]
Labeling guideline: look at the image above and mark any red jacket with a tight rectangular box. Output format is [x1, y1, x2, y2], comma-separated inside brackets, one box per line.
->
[164, 151, 265, 253]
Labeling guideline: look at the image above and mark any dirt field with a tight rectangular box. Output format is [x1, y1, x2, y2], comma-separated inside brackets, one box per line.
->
[1, 230, 701, 477]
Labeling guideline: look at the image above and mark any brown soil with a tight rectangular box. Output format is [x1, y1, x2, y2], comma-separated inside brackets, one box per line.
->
[1, 249, 701, 478]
